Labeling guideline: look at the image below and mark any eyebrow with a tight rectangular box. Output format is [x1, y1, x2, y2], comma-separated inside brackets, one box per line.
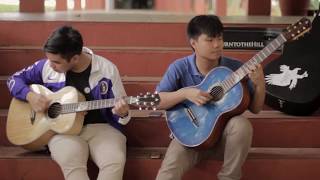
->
[50, 60, 61, 64]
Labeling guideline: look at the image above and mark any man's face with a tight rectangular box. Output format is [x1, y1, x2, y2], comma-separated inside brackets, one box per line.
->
[190, 33, 224, 61]
[46, 52, 74, 73]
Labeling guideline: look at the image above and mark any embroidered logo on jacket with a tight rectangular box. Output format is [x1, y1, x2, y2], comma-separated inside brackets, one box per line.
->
[100, 81, 109, 95]
[265, 65, 308, 90]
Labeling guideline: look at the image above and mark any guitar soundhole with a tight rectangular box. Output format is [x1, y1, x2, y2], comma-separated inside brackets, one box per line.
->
[48, 102, 62, 119]
[210, 86, 224, 101]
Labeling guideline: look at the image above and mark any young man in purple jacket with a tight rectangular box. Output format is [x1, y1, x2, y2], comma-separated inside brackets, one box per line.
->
[7, 26, 131, 180]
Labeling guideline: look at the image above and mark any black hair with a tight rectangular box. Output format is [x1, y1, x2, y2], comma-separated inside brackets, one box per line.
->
[43, 26, 83, 61]
[187, 15, 224, 40]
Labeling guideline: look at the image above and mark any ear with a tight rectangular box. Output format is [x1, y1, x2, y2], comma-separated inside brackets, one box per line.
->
[189, 38, 197, 50]
[70, 54, 80, 63]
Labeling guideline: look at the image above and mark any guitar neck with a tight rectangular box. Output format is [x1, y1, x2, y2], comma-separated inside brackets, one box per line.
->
[60, 96, 136, 114]
[221, 34, 287, 92]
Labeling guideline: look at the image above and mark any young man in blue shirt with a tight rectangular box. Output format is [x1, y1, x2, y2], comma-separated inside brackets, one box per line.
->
[156, 15, 265, 180]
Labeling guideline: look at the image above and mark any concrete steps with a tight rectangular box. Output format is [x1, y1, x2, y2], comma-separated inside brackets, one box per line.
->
[0, 47, 280, 76]
[0, 13, 317, 180]
[2, 146, 320, 180]
[2, 109, 320, 148]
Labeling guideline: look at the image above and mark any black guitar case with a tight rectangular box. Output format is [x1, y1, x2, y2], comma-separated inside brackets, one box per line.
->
[263, 12, 320, 115]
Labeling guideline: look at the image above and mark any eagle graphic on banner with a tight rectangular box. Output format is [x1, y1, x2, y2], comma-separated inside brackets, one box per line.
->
[265, 65, 308, 90]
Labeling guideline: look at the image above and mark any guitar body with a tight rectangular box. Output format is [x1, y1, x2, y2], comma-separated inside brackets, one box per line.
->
[166, 67, 250, 149]
[6, 85, 85, 150]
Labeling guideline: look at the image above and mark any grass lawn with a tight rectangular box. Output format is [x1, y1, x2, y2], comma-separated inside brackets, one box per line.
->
[0, 4, 54, 12]
[0, 4, 18, 12]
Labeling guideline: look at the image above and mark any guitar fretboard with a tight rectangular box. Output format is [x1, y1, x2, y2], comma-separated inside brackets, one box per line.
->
[60, 96, 136, 114]
[219, 34, 287, 93]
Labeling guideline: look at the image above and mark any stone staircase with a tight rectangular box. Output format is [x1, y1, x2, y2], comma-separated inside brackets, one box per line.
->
[0, 12, 319, 180]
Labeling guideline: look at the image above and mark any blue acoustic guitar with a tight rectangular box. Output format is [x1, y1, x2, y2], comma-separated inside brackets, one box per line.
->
[166, 17, 311, 149]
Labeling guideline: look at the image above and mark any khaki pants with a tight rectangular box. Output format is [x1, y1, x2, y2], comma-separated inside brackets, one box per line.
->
[156, 116, 253, 180]
[48, 123, 127, 180]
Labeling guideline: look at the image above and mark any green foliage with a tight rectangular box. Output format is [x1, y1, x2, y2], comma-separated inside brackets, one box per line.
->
[0, 3, 54, 12]
[0, 4, 18, 12]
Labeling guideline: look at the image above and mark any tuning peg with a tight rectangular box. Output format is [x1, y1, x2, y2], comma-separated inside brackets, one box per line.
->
[145, 107, 149, 110]
[151, 102, 155, 106]
[153, 107, 157, 111]
[139, 107, 142, 110]
[146, 92, 151, 95]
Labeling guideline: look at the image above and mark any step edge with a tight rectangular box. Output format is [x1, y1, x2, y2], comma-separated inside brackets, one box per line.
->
[1, 109, 320, 119]
[2, 146, 320, 160]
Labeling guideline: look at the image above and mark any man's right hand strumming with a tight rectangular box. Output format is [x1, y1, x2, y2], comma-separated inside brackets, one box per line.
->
[183, 88, 212, 106]
[26, 91, 50, 113]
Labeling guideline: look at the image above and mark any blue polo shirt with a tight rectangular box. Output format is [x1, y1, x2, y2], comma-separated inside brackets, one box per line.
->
[156, 53, 253, 94]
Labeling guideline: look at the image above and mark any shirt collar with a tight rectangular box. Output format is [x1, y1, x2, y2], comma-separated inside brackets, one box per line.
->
[188, 53, 222, 76]
[188, 53, 202, 76]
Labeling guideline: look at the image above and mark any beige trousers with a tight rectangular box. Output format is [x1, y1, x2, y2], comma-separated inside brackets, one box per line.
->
[48, 123, 127, 180]
[156, 115, 253, 180]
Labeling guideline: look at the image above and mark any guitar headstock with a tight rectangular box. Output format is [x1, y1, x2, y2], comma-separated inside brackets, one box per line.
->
[133, 92, 160, 110]
[283, 17, 311, 42]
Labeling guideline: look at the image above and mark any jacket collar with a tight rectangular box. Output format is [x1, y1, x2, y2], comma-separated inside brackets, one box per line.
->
[83, 47, 99, 73]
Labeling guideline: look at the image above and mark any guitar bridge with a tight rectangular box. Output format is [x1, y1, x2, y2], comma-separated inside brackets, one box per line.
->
[184, 106, 199, 128]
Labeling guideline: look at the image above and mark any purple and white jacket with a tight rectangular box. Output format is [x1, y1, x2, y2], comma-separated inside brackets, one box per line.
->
[7, 47, 131, 130]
